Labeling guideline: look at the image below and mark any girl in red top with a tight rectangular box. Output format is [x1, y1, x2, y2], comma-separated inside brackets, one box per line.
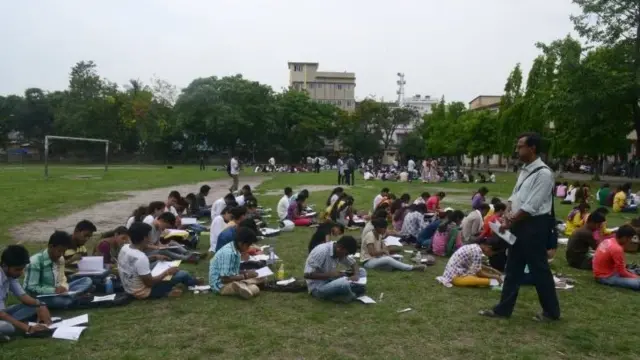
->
[426, 192, 446, 212]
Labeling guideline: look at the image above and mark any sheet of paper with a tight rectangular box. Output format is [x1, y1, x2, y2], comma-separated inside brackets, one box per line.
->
[52, 326, 86, 341]
[558, 238, 569, 245]
[276, 277, 296, 286]
[91, 294, 116, 303]
[302, 212, 317, 218]
[489, 279, 500, 286]
[404, 250, 414, 254]
[77, 256, 104, 272]
[608, 227, 619, 233]
[255, 266, 274, 278]
[249, 254, 279, 262]
[49, 314, 89, 329]
[180, 217, 198, 225]
[397, 308, 413, 313]
[188, 285, 212, 291]
[163, 229, 189, 238]
[489, 222, 517, 245]
[384, 236, 403, 247]
[357, 295, 376, 304]
[351, 277, 367, 285]
[151, 260, 180, 278]
[259, 245, 270, 251]
[261, 228, 280, 235]
[37, 290, 79, 298]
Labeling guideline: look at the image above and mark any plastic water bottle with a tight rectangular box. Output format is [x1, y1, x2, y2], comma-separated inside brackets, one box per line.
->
[277, 263, 285, 280]
[104, 276, 114, 294]
[268, 246, 275, 265]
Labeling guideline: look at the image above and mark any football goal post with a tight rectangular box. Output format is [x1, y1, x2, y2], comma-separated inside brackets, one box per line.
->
[44, 135, 110, 179]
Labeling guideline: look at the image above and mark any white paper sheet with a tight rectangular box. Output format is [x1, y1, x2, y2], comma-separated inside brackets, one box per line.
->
[397, 308, 413, 313]
[558, 238, 569, 245]
[188, 285, 212, 291]
[255, 266, 274, 278]
[52, 326, 86, 341]
[384, 236, 403, 247]
[351, 277, 367, 285]
[302, 212, 317, 218]
[91, 294, 116, 303]
[248, 254, 279, 262]
[151, 260, 179, 277]
[261, 228, 281, 235]
[489, 222, 517, 245]
[37, 290, 79, 298]
[77, 256, 104, 272]
[357, 295, 376, 304]
[404, 250, 414, 254]
[489, 279, 500, 286]
[276, 277, 296, 286]
[49, 314, 89, 329]
[162, 229, 189, 238]
[180, 217, 198, 225]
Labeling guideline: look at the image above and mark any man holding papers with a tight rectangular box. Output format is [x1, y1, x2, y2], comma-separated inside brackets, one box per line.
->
[23, 231, 93, 309]
[118, 222, 203, 299]
[479, 133, 560, 322]
[1, 245, 53, 340]
[209, 227, 263, 299]
[304, 235, 367, 302]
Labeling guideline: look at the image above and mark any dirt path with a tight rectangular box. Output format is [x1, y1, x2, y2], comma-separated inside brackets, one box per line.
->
[11, 177, 267, 243]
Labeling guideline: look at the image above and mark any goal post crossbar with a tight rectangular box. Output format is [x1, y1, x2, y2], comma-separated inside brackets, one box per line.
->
[44, 135, 110, 179]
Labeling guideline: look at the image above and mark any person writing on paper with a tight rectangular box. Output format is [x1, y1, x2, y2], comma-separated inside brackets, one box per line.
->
[0, 245, 52, 340]
[193, 185, 212, 218]
[461, 203, 491, 243]
[64, 220, 97, 273]
[119, 222, 203, 299]
[361, 219, 426, 272]
[235, 185, 252, 206]
[209, 227, 264, 299]
[304, 235, 366, 302]
[417, 210, 450, 250]
[143, 201, 167, 225]
[399, 204, 427, 243]
[565, 211, 605, 270]
[126, 206, 149, 229]
[593, 225, 640, 290]
[217, 218, 259, 252]
[308, 222, 345, 253]
[480, 203, 506, 239]
[471, 187, 489, 210]
[564, 202, 590, 236]
[437, 238, 505, 288]
[209, 206, 233, 255]
[330, 195, 355, 227]
[23, 231, 93, 309]
[287, 194, 314, 227]
[373, 188, 390, 211]
[93, 226, 130, 267]
[278, 187, 293, 221]
[426, 192, 445, 212]
[215, 207, 249, 252]
[479, 132, 560, 322]
[327, 187, 344, 208]
[148, 212, 199, 263]
[211, 193, 237, 219]
[431, 210, 465, 256]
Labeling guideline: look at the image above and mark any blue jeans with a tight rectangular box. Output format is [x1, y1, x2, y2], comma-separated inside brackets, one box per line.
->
[621, 205, 638, 213]
[69, 268, 111, 288]
[597, 274, 640, 290]
[311, 268, 367, 302]
[364, 256, 413, 271]
[0, 304, 38, 335]
[148, 270, 199, 299]
[38, 277, 93, 309]
[147, 248, 193, 261]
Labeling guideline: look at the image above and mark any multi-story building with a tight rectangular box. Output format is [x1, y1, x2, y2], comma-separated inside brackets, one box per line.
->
[403, 94, 438, 116]
[468, 95, 501, 112]
[288, 62, 356, 112]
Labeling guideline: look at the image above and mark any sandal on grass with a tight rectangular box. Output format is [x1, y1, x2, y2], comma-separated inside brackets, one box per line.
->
[478, 309, 507, 319]
[533, 313, 559, 322]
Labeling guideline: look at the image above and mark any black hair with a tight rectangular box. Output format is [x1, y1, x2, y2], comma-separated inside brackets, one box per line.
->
[128, 222, 152, 245]
[221, 205, 233, 215]
[374, 201, 390, 214]
[230, 206, 248, 220]
[284, 187, 293, 196]
[381, 187, 390, 194]
[242, 184, 252, 191]
[199, 185, 211, 194]
[308, 222, 344, 253]
[244, 196, 258, 209]
[438, 191, 446, 198]
[421, 191, 430, 198]
[48, 230, 73, 248]
[587, 211, 605, 224]
[235, 226, 258, 247]
[617, 224, 636, 239]
[400, 193, 411, 202]
[478, 203, 491, 212]
[1, 245, 30, 267]
[372, 218, 388, 229]
[157, 212, 177, 227]
[478, 187, 489, 195]
[185, 193, 196, 201]
[148, 201, 166, 213]
[326, 187, 344, 206]
[74, 220, 97, 233]
[336, 235, 358, 254]
[594, 207, 609, 215]
[438, 210, 465, 232]
[475, 237, 507, 253]
[224, 193, 236, 203]
[494, 202, 507, 212]
[101, 226, 129, 239]
[299, 189, 310, 198]
[330, 195, 353, 222]
[168, 190, 181, 199]
[131, 205, 148, 222]
[490, 197, 501, 205]
[372, 208, 389, 219]
[237, 218, 259, 233]
[518, 132, 542, 153]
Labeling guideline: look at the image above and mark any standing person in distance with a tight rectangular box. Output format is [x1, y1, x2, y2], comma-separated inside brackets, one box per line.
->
[479, 132, 560, 322]
[347, 154, 356, 186]
[199, 155, 205, 171]
[337, 157, 345, 185]
[228, 154, 240, 193]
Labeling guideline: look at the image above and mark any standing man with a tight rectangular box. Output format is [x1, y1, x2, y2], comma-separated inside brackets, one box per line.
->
[199, 155, 205, 171]
[337, 157, 344, 185]
[229, 155, 239, 193]
[314, 156, 321, 174]
[347, 154, 356, 186]
[479, 132, 560, 321]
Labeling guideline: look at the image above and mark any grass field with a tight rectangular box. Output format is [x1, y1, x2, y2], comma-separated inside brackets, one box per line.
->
[2, 165, 640, 360]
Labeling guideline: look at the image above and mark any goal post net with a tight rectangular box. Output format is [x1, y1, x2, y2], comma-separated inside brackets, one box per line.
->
[44, 135, 110, 179]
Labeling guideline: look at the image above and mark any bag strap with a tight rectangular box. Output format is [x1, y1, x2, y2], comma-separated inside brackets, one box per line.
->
[516, 166, 548, 192]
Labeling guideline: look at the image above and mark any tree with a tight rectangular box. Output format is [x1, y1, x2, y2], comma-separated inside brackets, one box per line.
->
[377, 105, 418, 151]
[498, 64, 524, 158]
[571, 0, 640, 154]
[398, 129, 426, 160]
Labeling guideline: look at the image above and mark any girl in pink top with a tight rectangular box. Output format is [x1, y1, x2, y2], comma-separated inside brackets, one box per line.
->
[431, 210, 464, 256]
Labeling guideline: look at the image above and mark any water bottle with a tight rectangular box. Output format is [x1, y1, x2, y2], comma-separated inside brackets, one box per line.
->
[104, 276, 114, 294]
[277, 262, 285, 280]
[268, 246, 275, 265]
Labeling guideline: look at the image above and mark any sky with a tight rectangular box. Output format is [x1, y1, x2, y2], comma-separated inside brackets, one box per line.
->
[0, 0, 580, 103]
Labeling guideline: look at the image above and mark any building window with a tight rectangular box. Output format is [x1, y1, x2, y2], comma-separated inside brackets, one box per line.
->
[337, 84, 343, 90]
[347, 100, 352, 107]
[337, 100, 342, 106]
[317, 83, 322, 89]
[308, 83, 314, 89]
[293, 64, 303, 72]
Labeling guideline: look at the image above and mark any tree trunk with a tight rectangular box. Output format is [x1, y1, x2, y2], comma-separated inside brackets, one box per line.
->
[634, 13, 640, 156]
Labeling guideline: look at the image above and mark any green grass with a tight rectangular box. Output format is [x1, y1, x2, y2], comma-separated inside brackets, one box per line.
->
[2, 167, 640, 359]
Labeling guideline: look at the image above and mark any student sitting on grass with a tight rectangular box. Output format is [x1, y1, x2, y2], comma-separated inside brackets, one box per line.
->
[288, 194, 314, 227]
[236, 185, 252, 206]
[596, 183, 611, 206]
[436, 238, 505, 288]
[461, 203, 491, 243]
[216, 217, 258, 253]
[373, 187, 390, 211]
[195, 185, 212, 214]
[362, 218, 426, 272]
[593, 225, 639, 290]
[23, 231, 93, 309]
[214, 207, 248, 252]
[413, 192, 431, 209]
[330, 195, 355, 227]
[327, 187, 345, 208]
[613, 185, 638, 213]
[290, 189, 310, 205]
[400, 204, 427, 243]
[212, 193, 237, 219]
[308, 221, 345, 253]
[587, 207, 614, 244]
[391, 194, 411, 231]
[564, 202, 590, 236]
[148, 212, 199, 263]
[561, 182, 580, 204]
[93, 226, 130, 267]
[566, 211, 605, 270]
[210, 206, 233, 254]
[209, 227, 264, 299]
[166, 191, 181, 216]
[484, 197, 502, 219]
[277, 187, 293, 221]
[304, 236, 367, 302]
[0, 245, 53, 341]
[362, 209, 395, 239]
[431, 210, 465, 256]
[471, 187, 489, 210]
[126, 205, 149, 229]
[119, 222, 203, 299]
[417, 210, 450, 250]
[426, 192, 446, 212]
[143, 201, 168, 225]
[64, 220, 97, 273]
[480, 202, 506, 239]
